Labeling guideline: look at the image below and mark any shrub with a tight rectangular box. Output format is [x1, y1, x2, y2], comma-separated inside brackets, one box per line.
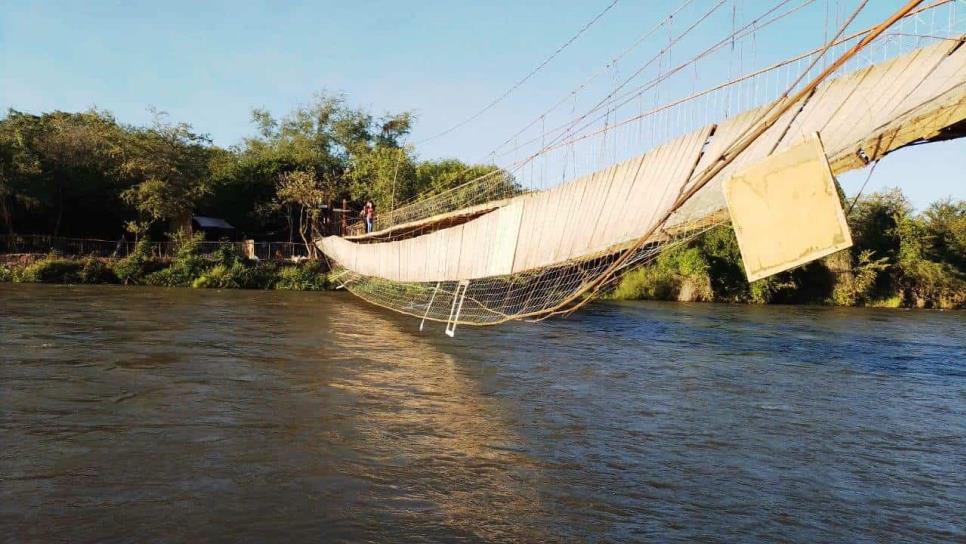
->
[897, 258, 966, 309]
[275, 260, 328, 291]
[113, 237, 153, 285]
[748, 276, 796, 305]
[894, 215, 966, 308]
[609, 266, 676, 301]
[78, 257, 118, 284]
[145, 231, 209, 287]
[144, 268, 172, 287]
[192, 261, 249, 289]
[0, 265, 11, 282]
[609, 246, 712, 302]
[18, 256, 83, 283]
[214, 242, 242, 268]
[247, 262, 281, 289]
[697, 225, 749, 302]
[831, 250, 888, 306]
[868, 295, 903, 308]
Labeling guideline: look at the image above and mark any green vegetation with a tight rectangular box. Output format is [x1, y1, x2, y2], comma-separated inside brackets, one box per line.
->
[18, 257, 86, 284]
[274, 260, 329, 291]
[610, 190, 966, 309]
[0, 94, 505, 243]
[1, 234, 331, 291]
[145, 232, 210, 287]
[0, 89, 512, 298]
[112, 237, 154, 285]
[0, 94, 511, 294]
[610, 246, 714, 302]
[0, 255, 118, 284]
[1, 96, 962, 308]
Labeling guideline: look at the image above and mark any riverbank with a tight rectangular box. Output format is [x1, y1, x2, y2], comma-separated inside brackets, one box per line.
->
[0, 237, 333, 291]
[607, 223, 966, 310]
[3, 217, 964, 308]
[4, 250, 962, 309]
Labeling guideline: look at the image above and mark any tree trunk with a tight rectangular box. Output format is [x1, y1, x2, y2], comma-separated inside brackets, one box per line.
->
[298, 207, 317, 259]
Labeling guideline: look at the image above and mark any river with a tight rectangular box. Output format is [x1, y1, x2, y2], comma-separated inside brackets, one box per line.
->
[0, 284, 963, 542]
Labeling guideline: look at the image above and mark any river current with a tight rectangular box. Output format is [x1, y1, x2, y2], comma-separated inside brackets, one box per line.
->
[1, 284, 963, 542]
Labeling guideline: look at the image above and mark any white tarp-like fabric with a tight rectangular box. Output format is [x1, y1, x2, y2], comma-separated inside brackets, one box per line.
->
[321, 38, 966, 286]
[320, 127, 712, 282]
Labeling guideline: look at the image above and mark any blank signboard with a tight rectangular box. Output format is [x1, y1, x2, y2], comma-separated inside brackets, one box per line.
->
[723, 136, 852, 282]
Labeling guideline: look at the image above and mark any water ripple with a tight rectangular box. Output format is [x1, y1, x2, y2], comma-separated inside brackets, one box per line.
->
[1, 284, 963, 542]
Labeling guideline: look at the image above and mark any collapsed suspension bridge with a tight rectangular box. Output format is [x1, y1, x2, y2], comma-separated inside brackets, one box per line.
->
[318, 0, 966, 334]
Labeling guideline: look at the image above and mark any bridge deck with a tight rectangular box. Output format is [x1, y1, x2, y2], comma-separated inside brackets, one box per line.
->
[343, 197, 515, 244]
[321, 38, 966, 285]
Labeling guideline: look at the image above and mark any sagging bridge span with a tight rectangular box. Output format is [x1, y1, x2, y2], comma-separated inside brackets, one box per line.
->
[317, 1, 966, 334]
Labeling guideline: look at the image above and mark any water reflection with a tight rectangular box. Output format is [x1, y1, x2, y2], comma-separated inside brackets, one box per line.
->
[322, 301, 550, 541]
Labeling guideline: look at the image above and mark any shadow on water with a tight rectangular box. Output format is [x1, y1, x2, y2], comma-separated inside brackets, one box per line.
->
[1, 284, 964, 542]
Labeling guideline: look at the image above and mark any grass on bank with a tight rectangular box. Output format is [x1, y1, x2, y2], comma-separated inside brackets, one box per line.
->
[4, 191, 964, 309]
[0, 233, 331, 291]
[607, 216, 966, 310]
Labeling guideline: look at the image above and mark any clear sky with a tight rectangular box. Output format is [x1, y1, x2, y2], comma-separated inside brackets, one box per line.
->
[2, 0, 963, 210]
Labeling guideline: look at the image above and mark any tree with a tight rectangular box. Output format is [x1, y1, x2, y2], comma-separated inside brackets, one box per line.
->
[894, 213, 965, 308]
[119, 112, 213, 234]
[412, 159, 502, 198]
[35, 110, 125, 235]
[272, 169, 327, 258]
[228, 93, 417, 237]
[0, 114, 41, 235]
[0, 109, 126, 237]
[830, 249, 889, 306]
[346, 145, 416, 210]
[343, 112, 415, 209]
[847, 188, 912, 262]
[922, 198, 966, 271]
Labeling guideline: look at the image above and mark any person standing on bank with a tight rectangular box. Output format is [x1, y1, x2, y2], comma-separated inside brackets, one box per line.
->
[362, 201, 375, 233]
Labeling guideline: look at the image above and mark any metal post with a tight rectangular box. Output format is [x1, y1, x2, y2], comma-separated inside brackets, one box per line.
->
[420, 282, 441, 332]
[445, 280, 470, 337]
[341, 198, 347, 236]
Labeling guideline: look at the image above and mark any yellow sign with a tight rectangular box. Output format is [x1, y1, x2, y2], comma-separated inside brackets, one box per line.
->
[724, 136, 852, 282]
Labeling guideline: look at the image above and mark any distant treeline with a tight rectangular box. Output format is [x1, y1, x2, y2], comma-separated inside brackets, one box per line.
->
[0, 93, 501, 246]
[611, 189, 966, 309]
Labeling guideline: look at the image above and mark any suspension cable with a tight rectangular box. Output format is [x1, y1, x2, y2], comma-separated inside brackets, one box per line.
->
[414, 0, 621, 145]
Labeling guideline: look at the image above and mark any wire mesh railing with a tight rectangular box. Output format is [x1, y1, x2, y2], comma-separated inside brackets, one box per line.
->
[322, 1, 966, 329]
[344, 170, 523, 236]
[343, 1, 965, 238]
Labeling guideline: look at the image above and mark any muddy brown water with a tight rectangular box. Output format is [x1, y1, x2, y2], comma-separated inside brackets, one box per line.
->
[1, 284, 964, 542]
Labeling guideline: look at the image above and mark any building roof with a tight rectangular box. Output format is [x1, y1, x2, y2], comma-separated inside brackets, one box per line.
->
[192, 216, 235, 229]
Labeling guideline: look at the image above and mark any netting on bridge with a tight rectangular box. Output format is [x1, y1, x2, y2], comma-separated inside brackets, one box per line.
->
[344, 169, 523, 238]
[331, 210, 728, 326]
[344, 1, 966, 241]
[324, 1, 966, 329]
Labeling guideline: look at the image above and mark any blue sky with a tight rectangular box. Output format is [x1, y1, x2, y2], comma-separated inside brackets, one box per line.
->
[2, 0, 963, 209]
